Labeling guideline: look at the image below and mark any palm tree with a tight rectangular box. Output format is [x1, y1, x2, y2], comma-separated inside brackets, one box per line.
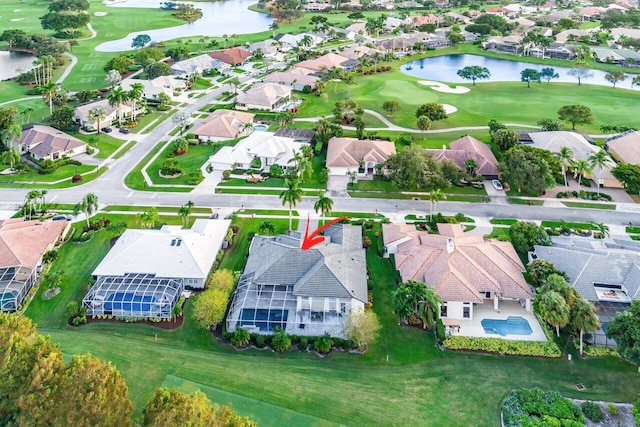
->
[24, 190, 40, 219]
[571, 298, 600, 356]
[279, 177, 302, 231]
[417, 288, 443, 330]
[571, 159, 591, 190]
[20, 107, 34, 125]
[228, 77, 241, 95]
[428, 189, 446, 220]
[107, 86, 130, 125]
[258, 220, 276, 235]
[78, 193, 99, 228]
[537, 290, 570, 337]
[590, 221, 610, 245]
[554, 146, 574, 193]
[464, 158, 478, 179]
[128, 82, 145, 121]
[290, 150, 312, 180]
[88, 106, 107, 134]
[39, 189, 48, 212]
[138, 207, 159, 229]
[0, 147, 21, 171]
[314, 192, 333, 225]
[2, 123, 22, 150]
[41, 270, 64, 290]
[392, 280, 427, 323]
[178, 205, 190, 228]
[588, 149, 612, 198]
[40, 81, 59, 115]
[269, 22, 279, 38]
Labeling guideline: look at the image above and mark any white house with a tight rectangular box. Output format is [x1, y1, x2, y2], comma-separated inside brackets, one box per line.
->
[326, 137, 396, 179]
[91, 219, 231, 290]
[74, 98, 142, 130]
[170, 54, 231, 79]
[208, 131, 306, 171]
[120, 76, 187, 101]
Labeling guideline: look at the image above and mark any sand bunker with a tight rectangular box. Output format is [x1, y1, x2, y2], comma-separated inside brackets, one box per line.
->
[442, 104, 457, 114]
[94, 11, 108, 16]
[418, 80, 470, 94]
[10, 18, 24, 22]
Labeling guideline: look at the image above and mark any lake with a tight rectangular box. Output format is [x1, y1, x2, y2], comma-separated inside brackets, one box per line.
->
[0, 51, 36, 81]
[95, 0, 273, 52]
[401, 54, 640, 90]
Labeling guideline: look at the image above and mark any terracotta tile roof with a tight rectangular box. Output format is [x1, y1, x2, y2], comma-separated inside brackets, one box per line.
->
[296, 53, 351, 71]
[384, 223, 532, 303]
[210, 47, 252, 65]
[426, 135, 499, 177]
[326, 137, 396, 168]
[192, 109, 255, 139]
[0, 218, 66, 269]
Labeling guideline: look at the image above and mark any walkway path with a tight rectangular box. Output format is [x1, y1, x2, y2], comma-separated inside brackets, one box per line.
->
[57, 24, 97, 84]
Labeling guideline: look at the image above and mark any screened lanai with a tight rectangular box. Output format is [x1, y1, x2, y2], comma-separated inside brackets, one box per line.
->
[83, 273, 184, 318]
[0, 265, 36, 312]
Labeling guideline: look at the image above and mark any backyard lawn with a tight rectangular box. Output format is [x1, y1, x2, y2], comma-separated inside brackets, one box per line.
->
[23, 218, 640, 426]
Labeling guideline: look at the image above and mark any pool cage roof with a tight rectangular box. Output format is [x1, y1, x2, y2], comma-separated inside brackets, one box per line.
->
[0, 265, 36, 312]
[83, 273, 184, 319]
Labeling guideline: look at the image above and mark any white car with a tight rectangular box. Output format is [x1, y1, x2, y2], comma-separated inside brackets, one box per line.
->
[491, 180, 503, 191]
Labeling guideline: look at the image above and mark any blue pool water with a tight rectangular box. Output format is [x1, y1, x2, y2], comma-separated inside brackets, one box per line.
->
[103, 292, 155, 312]
[481, 316, 532, 336]
[253, 124, 268, 132]
[239, 308, 288, 331]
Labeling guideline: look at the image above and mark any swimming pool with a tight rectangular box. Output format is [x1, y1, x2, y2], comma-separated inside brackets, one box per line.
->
[103, 292, 156, 312]
[481, 316, 533, 336]
[252, 124, 268, 132]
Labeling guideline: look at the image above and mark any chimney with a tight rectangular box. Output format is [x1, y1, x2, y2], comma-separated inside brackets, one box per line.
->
[442, 144, 446, 150]
[446, 238, 455, 254]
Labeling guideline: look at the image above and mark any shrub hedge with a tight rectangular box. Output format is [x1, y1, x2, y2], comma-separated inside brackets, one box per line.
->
[581, 401, 603, 422]
[503, 388, 584, 426]
[443, 336, 561, 357]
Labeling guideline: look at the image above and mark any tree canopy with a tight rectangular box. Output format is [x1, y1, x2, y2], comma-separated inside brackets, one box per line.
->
[607, 301, 640, 364]
[558, 105, 593, 130]
[456, 66, 491, 85]
[509, 221, 551, 254]
[386, 147, 462, 190]
[415, 103, 448, 121]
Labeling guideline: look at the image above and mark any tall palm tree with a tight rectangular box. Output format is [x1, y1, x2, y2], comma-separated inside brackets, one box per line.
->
[178, 205, 190, 228]
[0, 147, 21, 171]
[314, 192, 333, 225]
[78, 193, 99, 228]
[2, 123, 22, 149]
[269, 22, 279, 38]
[40, 81, 59, 115]
[39, 189, 48, 212]
[538, 290, 570, 337]
[41, 270, 64, 290]
[554, 146, 574, 193]
[20, 107, 35, 125]
[392, 280, 427, 323]
[417, 287, 443, 330]
[279, 177, 302, 231]
[590, 221, 610, 245]
[571, 298, 600, 356]
[464, 158, 478, 179]
[588, 149, 612, 198]
[571, 159, 591, 190]
[128, 82, 145, 121]
[107, 86, 130, 125]
[428, 189, 446, 220]
[88, 106, 107, 134]
[24, 190, 40, 219]
[138, 207, 159, 229]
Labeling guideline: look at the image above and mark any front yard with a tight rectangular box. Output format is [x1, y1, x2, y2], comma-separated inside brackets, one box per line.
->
[147, 143, 213, 186]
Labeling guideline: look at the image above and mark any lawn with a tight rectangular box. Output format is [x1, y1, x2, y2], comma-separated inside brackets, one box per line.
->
[562, 201, 616, 210]
[297, 56, 640, 134]
[490, 218, 518, 225]
[74, 132, 129, 159]
[147, 143, 212, 186]
[102, 205, 213, 214]
[125, 140, 191, 192]
[26, 218, 640, 426]
[349, 177, 487, 196]
[540, 220, 599, 230]
[0, 164, 94, 183]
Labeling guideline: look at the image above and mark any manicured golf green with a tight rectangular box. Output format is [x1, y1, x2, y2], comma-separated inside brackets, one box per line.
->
[24, 218, 640, 426]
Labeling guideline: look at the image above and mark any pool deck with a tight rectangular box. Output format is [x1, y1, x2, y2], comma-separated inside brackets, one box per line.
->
[446, 301, 547, 342]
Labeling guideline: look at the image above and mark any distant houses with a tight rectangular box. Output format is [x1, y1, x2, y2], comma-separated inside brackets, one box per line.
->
[235, 83, 292, 111]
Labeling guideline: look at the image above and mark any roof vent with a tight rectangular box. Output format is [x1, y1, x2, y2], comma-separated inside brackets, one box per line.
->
[446, 238, 455, 254]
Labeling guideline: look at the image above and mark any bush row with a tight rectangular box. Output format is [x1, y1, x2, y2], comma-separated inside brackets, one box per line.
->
[443, 336, 561, 357]
[502, 388, 584, 427]
[222, 328, 354, 354]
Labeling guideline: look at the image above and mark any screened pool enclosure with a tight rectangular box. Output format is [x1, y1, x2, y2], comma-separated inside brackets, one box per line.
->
[0, 265, 37, 312]
[83, 273, 184, 318]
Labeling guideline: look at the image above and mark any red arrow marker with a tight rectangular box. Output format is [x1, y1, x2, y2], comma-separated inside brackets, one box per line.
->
[301, 214, 349, 250]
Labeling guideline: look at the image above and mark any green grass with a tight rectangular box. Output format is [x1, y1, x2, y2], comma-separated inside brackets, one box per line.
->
[125, 140, 185, 192]
[561, 202, 616, 210]
[490, 218, 518, 225]
[102, 205, 212, 214]
[23, 218, 640, 425]
[331, 211, 383, 219]
[147, 144, 212, 186]
[541, 221, 598, 230]
[239, 209, 299, 216]
[0, 164, 94, 183]
[508, 198, 545, 206]
[484, 227, 511, 240]
[626, 226, 640, 234]
[74, 132, 128, 159]
[141, 110, 177, 134]
[134, 111, 164, 132]
[348, 178, 486, 198]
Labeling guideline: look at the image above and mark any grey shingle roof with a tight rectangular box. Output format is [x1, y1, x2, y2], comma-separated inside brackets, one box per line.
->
[242, 225, 367, 302]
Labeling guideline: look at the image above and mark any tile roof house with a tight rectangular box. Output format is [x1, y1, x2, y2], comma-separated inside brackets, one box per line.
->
[296, 53, 356, 72]
[207, 131, 305, 171]
[326, 137, 396, 179]
[425, 135, 499, 178]
[192, 109, 255, 142]
[210, 47, 252, 66]
[92, 219, 231, 289]
[605, 130, 640, 164]
[262, 67, 319, 91]
[226, 224, 367, 337]
[384, 223, 533, 320]
[483, 35, 524, 55]
[235, 83, 292, 111]
[0, 218, 69, 312]
[531, 237, 640, 304]
[520, 131, 622, 188]
[16, 124, 87, 161]
[170, 54, 230, 79]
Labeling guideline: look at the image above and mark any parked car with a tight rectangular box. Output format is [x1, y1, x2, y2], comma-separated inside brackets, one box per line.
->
[119, 128, 130, 134]
[101, 127, 112, 133]
[52, 214, 72, 221]
[491, 180, 504, 191]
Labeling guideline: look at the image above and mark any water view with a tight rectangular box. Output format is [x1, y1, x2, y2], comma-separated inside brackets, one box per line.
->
[95, 0, 273, 52]
[0, 51, 36, 81]
[402, 54, 640, 90]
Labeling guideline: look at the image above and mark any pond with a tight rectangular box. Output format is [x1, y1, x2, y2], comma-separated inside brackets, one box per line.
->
[0, 51, 37, 81]
[95, 0, 273, 52]
[401, 54, 640, 90]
